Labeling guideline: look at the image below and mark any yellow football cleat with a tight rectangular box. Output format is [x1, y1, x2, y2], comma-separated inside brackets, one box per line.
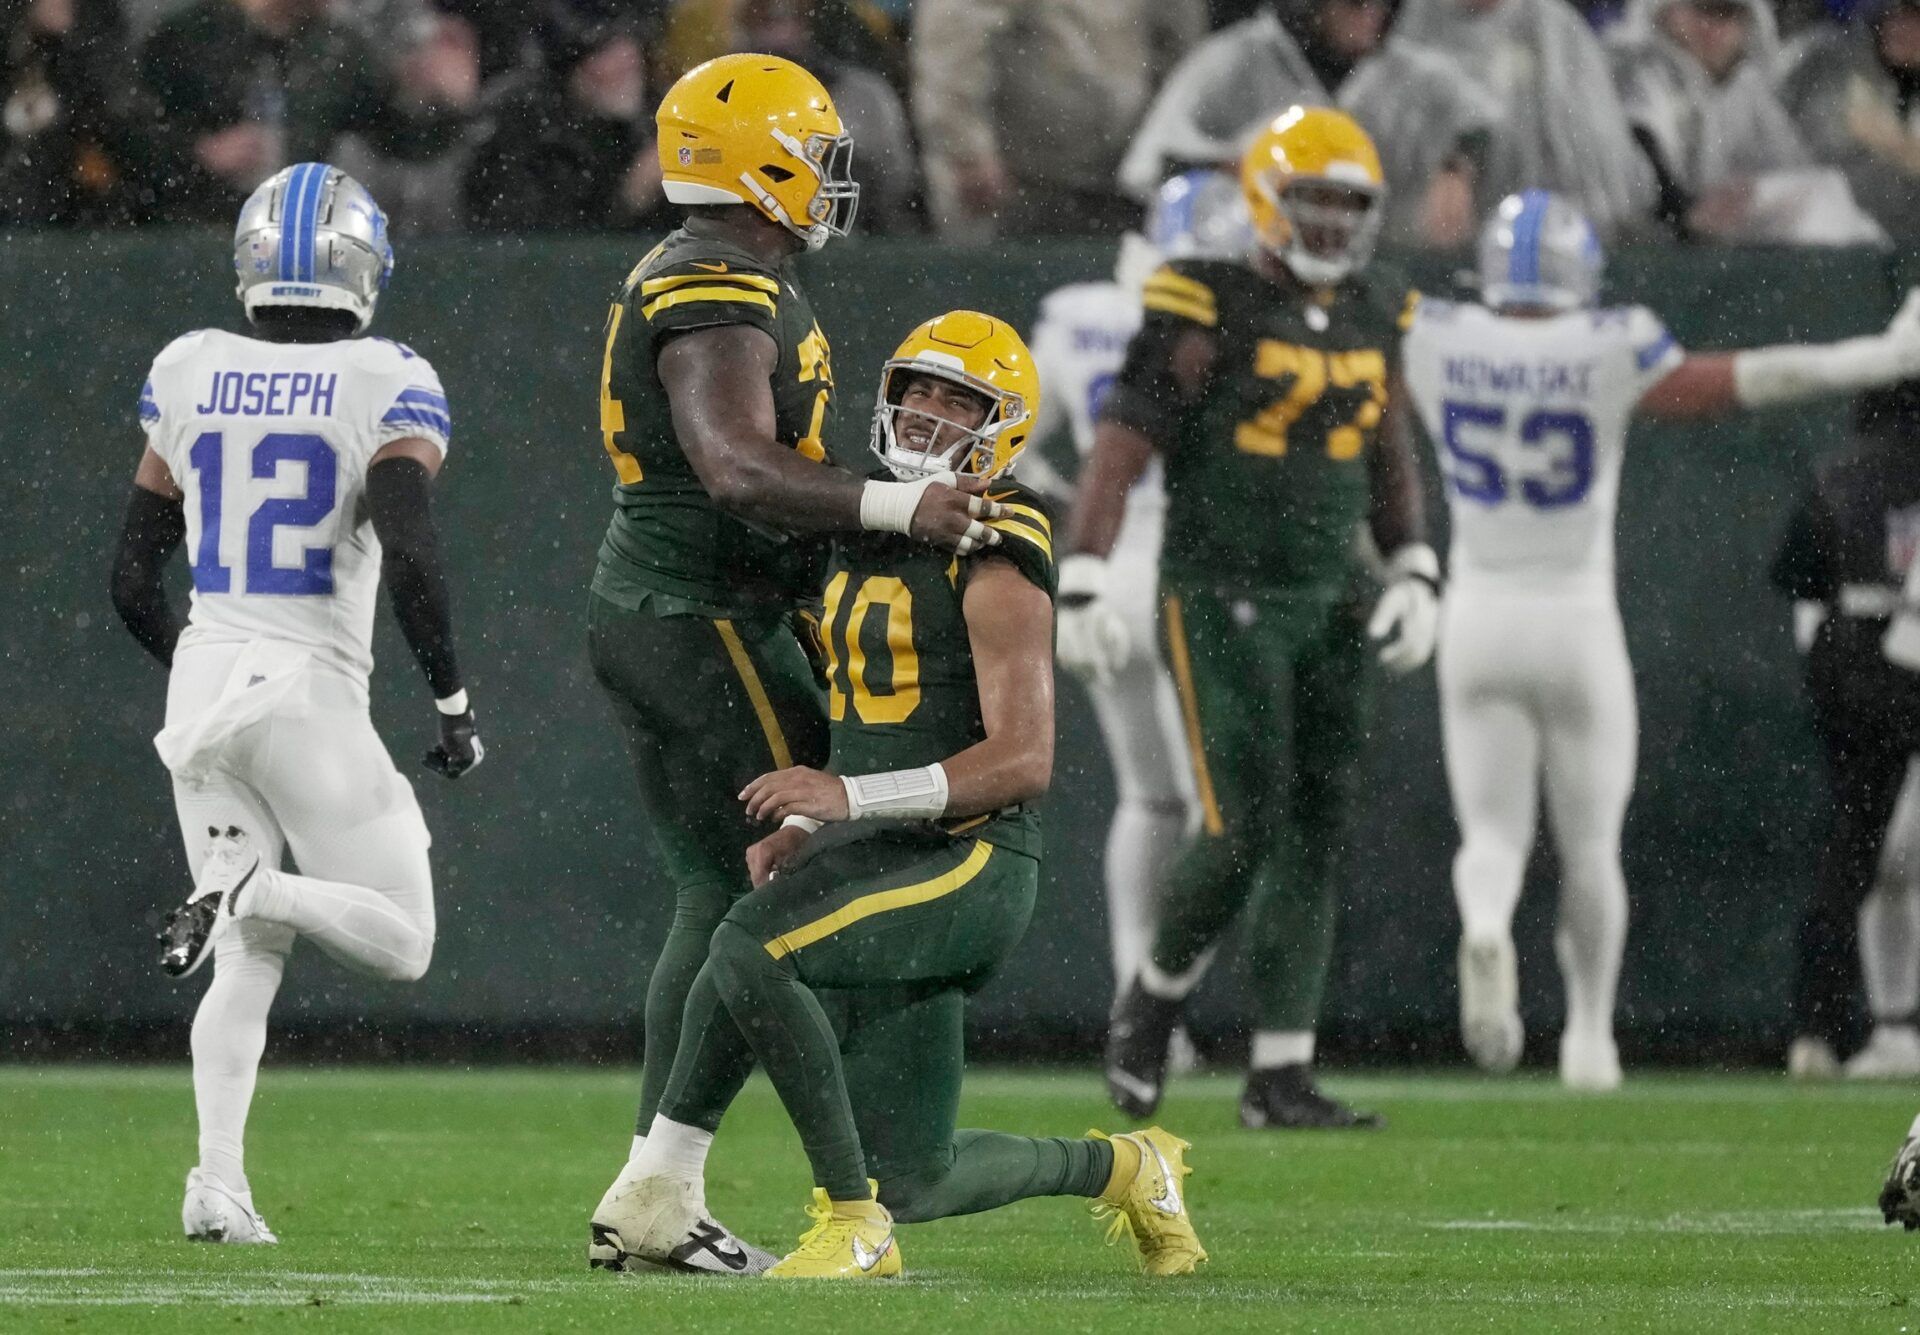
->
[1090, 1126, 1207, 1276]
[764, 1187, 902, 1280]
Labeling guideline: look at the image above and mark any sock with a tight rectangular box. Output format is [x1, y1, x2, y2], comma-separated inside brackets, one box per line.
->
[706, 921, 869, 1202]
[1105, 797, 1192, 993]
[189, 940, 288, 1198]
[1556, 840, 1628, 1043]
[1251, 1030, 1314, 1070]
[1454, 837, 1528, 943]
[629, 1134, 646, 1161]
[630, 1116, 713, 1183]
[1140, 955, 1208, 1002]
[236, 868, 431, 981]
[634, 878, 734, 1134]
[1099, 1134, 1143, 1202]
[880, 1132, 1116, 1223]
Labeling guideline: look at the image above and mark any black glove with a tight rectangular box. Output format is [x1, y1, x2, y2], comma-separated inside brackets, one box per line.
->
[424, 705, 484, 779]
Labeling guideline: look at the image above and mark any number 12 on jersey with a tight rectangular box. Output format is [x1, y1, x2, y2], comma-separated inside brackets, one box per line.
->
[1439, 400, 1595, 509]
[186, 430, 339, 596]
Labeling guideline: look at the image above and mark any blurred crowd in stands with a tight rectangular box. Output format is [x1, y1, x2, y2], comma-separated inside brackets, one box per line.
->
[6, 0, 1920, 244]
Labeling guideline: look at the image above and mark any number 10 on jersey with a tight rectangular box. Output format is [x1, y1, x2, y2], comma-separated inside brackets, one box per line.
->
[186, 430, 339, 596]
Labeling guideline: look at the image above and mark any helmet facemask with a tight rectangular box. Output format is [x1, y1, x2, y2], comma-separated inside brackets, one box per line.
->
[871, 358, 1029, 482]
[1254, 173, 1383, 287]
[742, 127, 860, 251]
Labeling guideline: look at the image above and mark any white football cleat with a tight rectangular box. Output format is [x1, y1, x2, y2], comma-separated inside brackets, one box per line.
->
[1458, 935, 1524, 1073]
[158, 827, 262, 978]
[589, 1166, 775, 1276]
[1788, 1035, 1841, 1080]
[1559, 1029, 1622, 1092]
[182, 1169, 277, 1243]
[1847, 1025, 1920, 1079]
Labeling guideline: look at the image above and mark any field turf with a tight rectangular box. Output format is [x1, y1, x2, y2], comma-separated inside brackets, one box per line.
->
[3, 1065, 1918, 1332]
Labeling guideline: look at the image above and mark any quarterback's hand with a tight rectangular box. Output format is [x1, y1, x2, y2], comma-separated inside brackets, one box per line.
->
[423, 703, 484, 779]
[1885, 287, 1920, 376]
[747, 825, 812, 887]
[741, 766, 849, 824]
[1056, 554, 1131, 686]
[909, 476, 1005, 556]
[1880, 1130, 1920, 1230]
[1368, 544, 1441, 675]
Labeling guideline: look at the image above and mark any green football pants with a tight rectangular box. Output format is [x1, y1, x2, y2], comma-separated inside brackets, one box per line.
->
[1152, 582, 1371, 1034]
[586, 591, 828, 1133]
[659, 832, 1111, 1210]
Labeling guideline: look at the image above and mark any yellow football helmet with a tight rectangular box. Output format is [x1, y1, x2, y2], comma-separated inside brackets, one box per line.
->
[656, 52, 859, 251]
[1240, 106, 1385, 286]
[871, 311, 1040, 482]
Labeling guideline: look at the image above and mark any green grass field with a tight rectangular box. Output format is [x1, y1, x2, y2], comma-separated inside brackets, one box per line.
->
[3, 1065, 1918, 1332]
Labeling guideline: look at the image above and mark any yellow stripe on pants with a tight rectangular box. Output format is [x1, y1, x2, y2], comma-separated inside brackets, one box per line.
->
[1162, 595, 1225, 837]
[714, 619, 792, 770]
[765, 840, 994, 960]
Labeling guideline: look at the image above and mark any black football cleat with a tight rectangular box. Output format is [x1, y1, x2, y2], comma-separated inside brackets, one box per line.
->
[1105, 979, 1184, 1119]
[158, 827, 260, 978]
[1239, 1064, 1384, 1130]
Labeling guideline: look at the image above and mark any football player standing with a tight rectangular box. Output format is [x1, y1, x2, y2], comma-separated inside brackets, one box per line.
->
[606, 312, 1205, 1280]
[1401, 190, 1920, 1089]
[1033, 170, 1255, 1071]
[583, 54, 1002, 1273]
[1067, 108, 1440, 1131]
[111, 164, 482, 1241]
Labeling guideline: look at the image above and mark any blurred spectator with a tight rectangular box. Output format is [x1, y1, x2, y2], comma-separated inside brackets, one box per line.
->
[1, 0, 178, 223]
[1779, 0, 1920, 241]
[1120, 0, 1501, 249]
[464, 1, 658, 229]
[659, 0, 902, 91]
[1396, 0, 1657, 235]
[138, 0, 477, 222]
[729, 0, 915, 231]
[912, 0, 1208, 239]
[1611, 0, 1885, 243]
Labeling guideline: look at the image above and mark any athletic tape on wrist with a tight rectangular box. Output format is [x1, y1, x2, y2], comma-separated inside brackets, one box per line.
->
[841, 763, 950, 821]
[434, 689, 469, 716]
[860, 470, 959, 535]
[781, 814, 823, 834]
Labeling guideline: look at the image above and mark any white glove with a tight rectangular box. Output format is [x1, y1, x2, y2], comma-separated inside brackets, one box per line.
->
[1055, 554, 1131, 686]
[1367, 543, 1441, 675]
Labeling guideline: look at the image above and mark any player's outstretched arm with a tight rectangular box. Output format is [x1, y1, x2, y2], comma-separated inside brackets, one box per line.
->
[1642, 288, 1920, 419]
[1365, 380, 1441, 675]
[739, 558, 1054, 831]
[659, 325, 1002, 554]
[367, 437, 482, 780]
[109, 446, 187, 668]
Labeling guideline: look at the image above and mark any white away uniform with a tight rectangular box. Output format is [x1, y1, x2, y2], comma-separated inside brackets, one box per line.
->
[1401, 299, 1684, 1062]
[1029, 282, 1198, 990]
[140, 329, 450, 1192]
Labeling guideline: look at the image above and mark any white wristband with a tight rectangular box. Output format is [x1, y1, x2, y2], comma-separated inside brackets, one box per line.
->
[841, 764, 950, 821]
[781, 814, 823, 834]
[435, 690, 470, 716]
[1733, 337, 1915, 410]
[1385, 542, 1440, 586]
[860, 471, 957, 535]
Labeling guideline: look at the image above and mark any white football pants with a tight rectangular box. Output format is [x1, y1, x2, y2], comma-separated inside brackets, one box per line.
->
[166, 641, 435, 1193]
[1863, 759, 1920, 1023]
[1438, 582, 1634, 1045]
[1083, 500, 1199, 997]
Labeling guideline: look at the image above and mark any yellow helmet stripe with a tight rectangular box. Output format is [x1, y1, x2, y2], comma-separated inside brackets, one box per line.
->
[640, 285, 778, 320]
[1142, 290, 1217, 328]
[640, 270, 781, 297]
[986, 516, 1053, 562]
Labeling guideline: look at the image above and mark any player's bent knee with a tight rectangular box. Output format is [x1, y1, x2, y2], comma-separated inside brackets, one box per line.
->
[705, 919, 777, 999]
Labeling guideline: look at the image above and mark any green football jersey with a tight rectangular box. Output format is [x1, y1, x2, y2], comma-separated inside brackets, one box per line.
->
[1131, 258, 1415, 597]
[817, 479, 1057, 859]
[591, 228, 838, 616]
